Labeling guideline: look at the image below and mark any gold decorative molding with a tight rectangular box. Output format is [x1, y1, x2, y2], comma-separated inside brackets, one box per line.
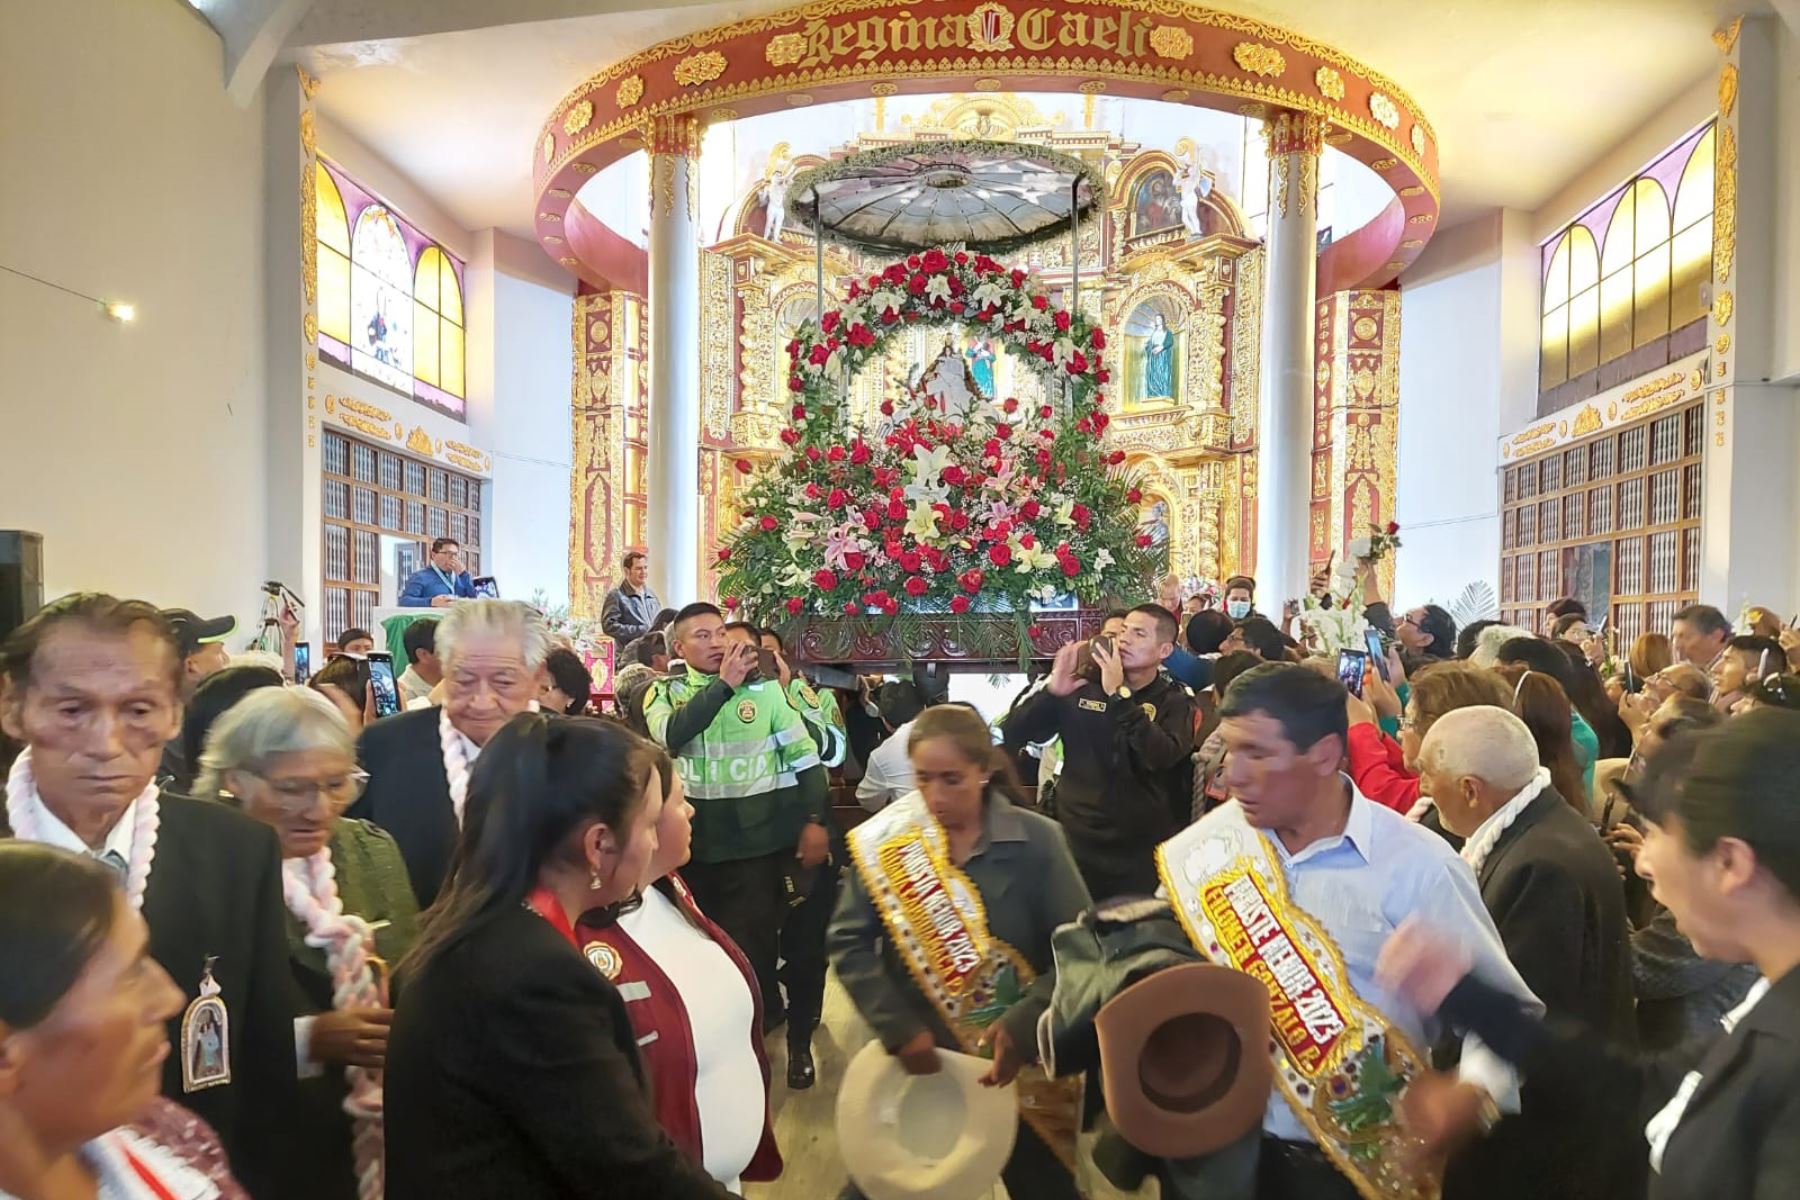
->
[297, 65, 322, 99]
[1369, 157, 1396, 171]
[618, 75, 645, 108]
[1718, 63, 1738, 117]
[1407, 213, 1434, 224]
[1397, 185, 1424, 197]
[1150, 25, 1193, 59]
[1410, 125, 1425, 155]
[974, 77, 1003, 90]
[1714, 121, 1737, 283]
[674, 50, 729, 86]
[1368, 91, 1400, 129]
[564, 99, 594, 135]
[786, 92, 816, 104]
[1161, 88, 1190, 102]
[405, 426, 437, 456]
[707, 107, 740, 122]
[1714, 290, 1733, 325]
[547, 187, 573, 198]
[1314, 65, 1344, 99]
[1713, 16, 1742, 52]
[870, 82, 898, 95]
[766, 33, 806, 65]
[539, 211, 562, 222]
[541, 132, 556, 163]
[1232, 41, 1286, 77]
[1264, 111, 1327, 157]
[1714, 333, 1731, 356]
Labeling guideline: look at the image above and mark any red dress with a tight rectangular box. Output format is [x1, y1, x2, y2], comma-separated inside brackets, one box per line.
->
[554, 876, 782, 1183]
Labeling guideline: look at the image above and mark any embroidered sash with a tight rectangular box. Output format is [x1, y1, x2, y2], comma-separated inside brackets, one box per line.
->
[846, 794, 1081, 1169]
[1157, 808, 1440, 1200]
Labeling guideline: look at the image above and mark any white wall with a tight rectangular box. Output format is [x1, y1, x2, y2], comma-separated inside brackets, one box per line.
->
[1392, 215, 1511, 608]
[480, 231, 573, 608]
[0, 0, 269, 635]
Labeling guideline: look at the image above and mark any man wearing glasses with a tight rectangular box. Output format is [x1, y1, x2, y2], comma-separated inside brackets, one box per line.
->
[399, 537, 477, 608]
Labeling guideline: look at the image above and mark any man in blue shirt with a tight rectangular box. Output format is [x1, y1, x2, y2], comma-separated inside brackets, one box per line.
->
[399, 537, 476, 607]
[1163, 663, 1539, 1199]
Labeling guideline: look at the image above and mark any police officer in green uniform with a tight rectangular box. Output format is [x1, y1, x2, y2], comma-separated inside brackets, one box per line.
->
[644, 604, 830, 1057]
[1000, 603, 1195, 900]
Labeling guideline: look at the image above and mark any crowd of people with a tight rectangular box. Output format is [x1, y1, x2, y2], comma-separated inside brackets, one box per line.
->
[1, 545, 1798, 1200]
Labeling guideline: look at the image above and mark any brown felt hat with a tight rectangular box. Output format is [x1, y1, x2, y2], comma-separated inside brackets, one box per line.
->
[1093, 962, 1273, 1158]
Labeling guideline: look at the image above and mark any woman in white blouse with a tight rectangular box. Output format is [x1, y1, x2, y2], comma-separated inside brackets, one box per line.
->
[570, 747, 782, 1191]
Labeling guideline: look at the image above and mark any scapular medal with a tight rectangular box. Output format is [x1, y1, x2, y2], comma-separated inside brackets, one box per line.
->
[180, 956, 233, 1093]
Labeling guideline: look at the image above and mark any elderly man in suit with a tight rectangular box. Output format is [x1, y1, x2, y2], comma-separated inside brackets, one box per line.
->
[1416, 705, 1637, 1200]
[1, 594, 300, 1200]
[349, 599, 549, 907]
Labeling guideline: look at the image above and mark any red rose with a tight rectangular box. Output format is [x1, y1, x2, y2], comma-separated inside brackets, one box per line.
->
[1126, 487, 1142, 504]
[995, 423, 1012, 440]
[879, 399, 896, 416]
[804, 482, 822, 500]
[813, 569, 839, 590]
[1031, 295, 1049, 311]
[942, 465, 966, 486]
[788, 376, 805, 392]
[1039, 429, 1055, 441]
[880, 308, 899, 326]
[1036, 448, 1053, 472]
[908, 272, 928, 296]
[721, 595, 742, 613]
[842, 601, 860, 615]
[1072, 503, 1091, 530]
[827, 487, 849, 510]
[904, 576, 929, 597]
[884, 263, 907, 284]
[1053, 310, 1072, 332]
[1096, 369, 1111, 384]
[960, 569, 984, 593]
[1093, 411, 1110, 432]
[827, 445, 846, 463]
[954, 251, 969, 265]
[806, 446, 822, 462]
[786, 596, 804, 615]
[779, 428, 800, 446]
[717, 547, 731, 562]
[1021, 499, 1041, 519]
[950, 595, 971, 614]
[1019, 532, 1036, 550]
[948, 300, 965, 314]
[848, 323, 875, 348]
[950, 510, 970, 531]
[850, 440, 871, 464]
[887, 498, 906, 521]
[843, 550, 866, 571]
[1067, 351, 1088, 375]
[758, 515, 778, 532]
[1386, 521, 1401, 535]
[808, 344, 830, 366]
[921, 248, 948, 273]
[1010, 268, 1027, 287]
[898, 550, 922, 573]
[1135, 533, 1152, 548]
[1002, 397, 1018, 413]
[1028, 624, 1043, 639]
[820, 310, 840, 333]
[847, 282, 862, 299]
[989, 543, 1013, 568]
[733, 459, 752, 474]
[1108, 450, 1127, 465]
[1061, 554, 1081, 578]
[790, 404, 808, 422]
[907, 255, 921, 269]
[1038, 405, 1054, 419]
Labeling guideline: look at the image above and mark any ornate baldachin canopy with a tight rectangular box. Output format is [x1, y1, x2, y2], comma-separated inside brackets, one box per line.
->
[790, 139, 1101, 256]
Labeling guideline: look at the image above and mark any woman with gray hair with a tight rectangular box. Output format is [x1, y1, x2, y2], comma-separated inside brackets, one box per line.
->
[201, 686, 418, 1200]
[349, 599, 552, 907]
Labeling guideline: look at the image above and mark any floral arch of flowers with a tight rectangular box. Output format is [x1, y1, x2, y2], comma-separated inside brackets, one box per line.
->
[716, 246, 1156, 638]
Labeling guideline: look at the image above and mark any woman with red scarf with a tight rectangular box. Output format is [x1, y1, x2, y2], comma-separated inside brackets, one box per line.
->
[575, 749, 780, 1192]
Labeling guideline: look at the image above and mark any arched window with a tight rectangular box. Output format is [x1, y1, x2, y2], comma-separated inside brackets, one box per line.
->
[316, 164, 351, 350]
[1539, 121, 1714, 400]
[414, 246, 465, 401]
[313, 158, 467, 419]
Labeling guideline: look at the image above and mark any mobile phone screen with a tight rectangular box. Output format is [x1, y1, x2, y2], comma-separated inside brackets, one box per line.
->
[1337, 649, 1368, 698]
[1364, 629, 1389, 680]
[367, 653, 402, 718]
[293, 642, 312, 685]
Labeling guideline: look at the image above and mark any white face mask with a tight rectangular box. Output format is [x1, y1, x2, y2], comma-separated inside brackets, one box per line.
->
[1226, 600, 1252, 620]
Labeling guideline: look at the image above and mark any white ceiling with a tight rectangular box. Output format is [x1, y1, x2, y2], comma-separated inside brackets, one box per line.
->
[299, 0, 1752, 244]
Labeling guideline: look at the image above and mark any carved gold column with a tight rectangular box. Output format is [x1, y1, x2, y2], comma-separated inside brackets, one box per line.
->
[1312, 291, 1401, 597]
[646, 113, 702, 604]
[1254, 111, 1325, 607]
[570, 292, 620, 617]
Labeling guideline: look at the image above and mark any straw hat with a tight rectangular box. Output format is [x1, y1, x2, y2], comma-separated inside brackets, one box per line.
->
[1093, 962, 1273, 1157]
[835, 1039, 1017, 1200]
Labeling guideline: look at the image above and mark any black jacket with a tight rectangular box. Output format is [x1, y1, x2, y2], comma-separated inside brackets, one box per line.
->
[348, 707, 457, 908]
[1000, 672, 1194, 897]
[1443, 789, 1640, 1200]
[1443, 965, 1800, 1200]
[385, 905, 734, 1200]
[141, 795, 303, 1200]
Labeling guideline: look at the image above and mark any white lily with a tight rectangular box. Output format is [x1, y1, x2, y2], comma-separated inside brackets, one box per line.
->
[924, 275, 953, 305]
[1095, 548, 1115, 570]
[777, 563, 811, 589]
[973, 280, 1008, 310]
[1051, 337, 1078, 368]
[909, 443, 953, 482]
[1013, 542, 1059, 574]
[904, 501, 942, 542]
[1051, 497, 1078, 527]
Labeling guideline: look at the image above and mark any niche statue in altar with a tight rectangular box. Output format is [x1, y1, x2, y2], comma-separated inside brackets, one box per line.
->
[1125, 304, 1179, 406]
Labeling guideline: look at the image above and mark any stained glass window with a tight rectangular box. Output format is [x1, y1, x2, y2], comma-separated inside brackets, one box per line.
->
[313, 158, 467, 420]
[1539, 122, 1714, 400]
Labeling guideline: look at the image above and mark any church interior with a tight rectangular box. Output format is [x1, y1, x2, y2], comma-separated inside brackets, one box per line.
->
[6, 1, 1800, 1191]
